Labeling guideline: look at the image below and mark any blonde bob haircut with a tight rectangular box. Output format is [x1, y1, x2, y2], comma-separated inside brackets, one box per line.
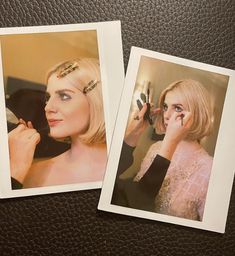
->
[155, 79, 214, 141]
[46, 58, 106, 145]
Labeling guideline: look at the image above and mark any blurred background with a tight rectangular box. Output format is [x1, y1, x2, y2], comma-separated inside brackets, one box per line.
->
[122, 55, 229, 178]
[1, 30, 98, 86]
[1, 30, 99, 157]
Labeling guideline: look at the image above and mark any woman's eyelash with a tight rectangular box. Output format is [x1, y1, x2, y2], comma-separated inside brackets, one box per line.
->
[44, 92, 71, 103]
[174, 106, 183, 112]
[163, 103, 168, 111]
[58, 92, 72, 100]
[162, 103, 183, 112]
[45, 94, 50, 103]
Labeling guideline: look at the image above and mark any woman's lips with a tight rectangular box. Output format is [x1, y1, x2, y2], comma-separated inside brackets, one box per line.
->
[47, 119, 62, 127]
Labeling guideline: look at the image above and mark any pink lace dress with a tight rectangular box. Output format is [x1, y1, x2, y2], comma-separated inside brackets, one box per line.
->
[134, 141, 213, 221]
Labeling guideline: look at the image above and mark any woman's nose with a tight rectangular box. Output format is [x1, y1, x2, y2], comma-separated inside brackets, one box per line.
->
[164, 108, 172, 120]
[44, 97, 57, 113]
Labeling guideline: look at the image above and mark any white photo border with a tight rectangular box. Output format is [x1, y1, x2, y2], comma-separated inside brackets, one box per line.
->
[0, 21, 124, 198]
[98, 46, 235, 233]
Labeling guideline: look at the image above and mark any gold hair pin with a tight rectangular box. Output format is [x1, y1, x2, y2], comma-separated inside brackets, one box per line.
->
[83, 80, 99, 94]
[57, 62, 79, 78]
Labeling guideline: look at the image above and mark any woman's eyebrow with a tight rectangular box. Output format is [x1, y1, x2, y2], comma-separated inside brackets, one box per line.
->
[56, 89, 75, 93]
[45, 89, 76, 95]
[172, 103, 183, 107]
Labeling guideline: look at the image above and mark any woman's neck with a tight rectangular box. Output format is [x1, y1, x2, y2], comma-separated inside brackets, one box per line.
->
[176, 139, 202, 154]
[180, 139, 200, 147]
[67, 137, 107, 162]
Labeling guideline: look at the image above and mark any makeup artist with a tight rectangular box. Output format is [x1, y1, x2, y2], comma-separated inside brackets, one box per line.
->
[112, 79, 214, 221]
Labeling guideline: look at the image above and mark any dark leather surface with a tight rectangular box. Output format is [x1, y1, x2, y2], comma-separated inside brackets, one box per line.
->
[0, 0, 235, 255]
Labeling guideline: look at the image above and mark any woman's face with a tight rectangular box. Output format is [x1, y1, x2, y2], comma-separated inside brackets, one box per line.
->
[162, 90, 186, 128]
[45, 73, 90, 139]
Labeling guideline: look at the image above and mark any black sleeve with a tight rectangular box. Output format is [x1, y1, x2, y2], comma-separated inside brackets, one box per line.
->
[111, 154, 170, 211]
[116, 142, 135, 176]
[11, 177, 23, 190]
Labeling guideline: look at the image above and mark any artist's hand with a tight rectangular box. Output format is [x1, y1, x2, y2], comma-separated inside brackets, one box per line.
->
[125, 104, 160, 147]
[165, 111, 192, 143]
[8, 120, 40, 184]
[159, 111, 192, 160]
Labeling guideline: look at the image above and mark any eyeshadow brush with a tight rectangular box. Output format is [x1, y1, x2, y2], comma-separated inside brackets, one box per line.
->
[145, 87, 153, 124]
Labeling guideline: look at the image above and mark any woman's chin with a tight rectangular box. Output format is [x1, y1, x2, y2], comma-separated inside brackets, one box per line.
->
[49, 132, 69, 139]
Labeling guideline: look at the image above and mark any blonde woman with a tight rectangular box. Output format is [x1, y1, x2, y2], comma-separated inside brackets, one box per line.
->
[112, 79, 214, 221]
[9, 58, 107, 188]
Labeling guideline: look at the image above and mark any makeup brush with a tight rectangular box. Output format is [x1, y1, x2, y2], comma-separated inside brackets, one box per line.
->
[6, 107, 18, 124]
[146, 88, 150, 103]
[6, 107, 49, 134]
[136, 99, 143, 110]
[140, 92, 146, 103]
[144, 86, 153, 125]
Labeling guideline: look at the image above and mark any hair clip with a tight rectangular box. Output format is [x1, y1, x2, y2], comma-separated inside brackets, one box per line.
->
[83, 80, 99, 94]
[57, 62, 79, 78]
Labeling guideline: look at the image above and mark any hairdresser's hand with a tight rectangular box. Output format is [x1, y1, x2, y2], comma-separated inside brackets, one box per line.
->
[159, 111, 192, 160]
[125, 104, 160, 147]
[8, 120, 40, 184]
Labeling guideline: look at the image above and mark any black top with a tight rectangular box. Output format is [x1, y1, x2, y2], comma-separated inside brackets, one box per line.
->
[11, 177, 23, 189]
[111, 142, 170, 211]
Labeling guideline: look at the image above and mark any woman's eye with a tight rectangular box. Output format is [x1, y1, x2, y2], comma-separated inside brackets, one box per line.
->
[175, 106, 183, 112]
[59, 93, 71, 101]
[45, 94, 50, 104]
[163, 103, 168, 111]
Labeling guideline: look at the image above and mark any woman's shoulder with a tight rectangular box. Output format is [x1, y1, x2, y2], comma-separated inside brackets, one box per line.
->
[170, 142, 213, 182]
[23, 157, 58, 188]
[175, 141, 213, 168]
[31, 158, 54, 171]
[189, 146, 213, 182]
[197, 146, 213, 168]
[30, 152, 66, 172]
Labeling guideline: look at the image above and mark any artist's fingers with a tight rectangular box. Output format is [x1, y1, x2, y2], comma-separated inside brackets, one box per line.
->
[151, 107, 161, 115]
[131, 109, 139, 119]
[19, 119, 34, 129]
[9, 123, 27, 136]
[132, 105, 147, 122]
[172, 111, 192, 128]
[27, 121, 34, 129]
[29, 132, 41, 145]
[181, 111, 192, 128]
[138, 104, 148, 119]
[19, 118, 27, 126]
[23, 128, 36, 137]
[23, 129, 40, 144]
[169, 111, 181, 122]
[149, 88, 154, 103]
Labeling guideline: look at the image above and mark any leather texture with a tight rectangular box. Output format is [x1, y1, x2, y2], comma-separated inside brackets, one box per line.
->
[0, 0, 235, 255]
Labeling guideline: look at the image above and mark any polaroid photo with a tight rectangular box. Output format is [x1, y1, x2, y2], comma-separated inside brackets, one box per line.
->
[98, 46, 235, 233]
[0, 21, 124, 198]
